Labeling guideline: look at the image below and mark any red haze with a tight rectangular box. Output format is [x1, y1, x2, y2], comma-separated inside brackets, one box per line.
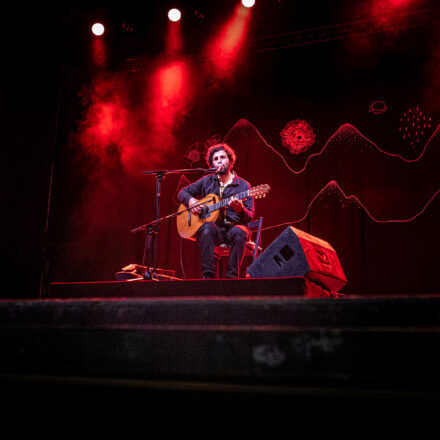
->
[75, 58, 194, 178]
[367, 0, 420, 27]
[206, 4, 251, 80]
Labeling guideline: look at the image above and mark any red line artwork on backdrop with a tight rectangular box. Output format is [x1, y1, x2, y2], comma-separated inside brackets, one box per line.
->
[222, 118, 440, 228]
[260, 181, 440, 231]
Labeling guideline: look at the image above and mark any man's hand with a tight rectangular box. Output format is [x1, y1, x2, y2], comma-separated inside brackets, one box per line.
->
[229, 196, 244, 213]
[189, 197, 202, 215]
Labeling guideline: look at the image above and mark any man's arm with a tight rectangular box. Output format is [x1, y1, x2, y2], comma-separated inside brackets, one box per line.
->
[178, 178, 203, 206]
[228, 184, 254, 223]
[178, 177, 207, 215]
[237, 195, 255, 223]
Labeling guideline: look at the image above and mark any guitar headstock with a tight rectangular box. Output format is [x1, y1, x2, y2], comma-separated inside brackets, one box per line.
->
[250, 184, 270, 199]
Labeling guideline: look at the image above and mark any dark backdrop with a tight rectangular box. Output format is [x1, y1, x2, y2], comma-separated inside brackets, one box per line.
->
[2, 1, 439, 298]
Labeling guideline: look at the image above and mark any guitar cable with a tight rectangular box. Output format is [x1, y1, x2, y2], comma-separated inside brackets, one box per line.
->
[180, 238, 187, 280]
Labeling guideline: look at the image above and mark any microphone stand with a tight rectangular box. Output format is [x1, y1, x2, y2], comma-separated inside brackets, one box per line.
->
[134, 167, 215, 280]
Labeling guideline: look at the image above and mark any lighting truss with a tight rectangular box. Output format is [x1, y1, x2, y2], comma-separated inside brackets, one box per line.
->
[251, 7, 440, 53]
[124, 7, 440, 71]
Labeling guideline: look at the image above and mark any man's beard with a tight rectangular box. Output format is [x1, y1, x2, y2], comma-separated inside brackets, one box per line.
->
[217, 165, 229, 175]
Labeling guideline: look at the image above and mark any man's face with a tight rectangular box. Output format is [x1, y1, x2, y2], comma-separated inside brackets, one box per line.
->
[212, 150, 231, 175]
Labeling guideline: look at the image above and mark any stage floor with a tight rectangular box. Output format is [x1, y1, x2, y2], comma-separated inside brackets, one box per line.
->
[1, 277, 440, 416]
[47, 275, 335, 298]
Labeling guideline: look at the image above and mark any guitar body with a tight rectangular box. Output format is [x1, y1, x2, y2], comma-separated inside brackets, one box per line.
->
[176, 184, 270, 240]
[177, 193, 220, 239]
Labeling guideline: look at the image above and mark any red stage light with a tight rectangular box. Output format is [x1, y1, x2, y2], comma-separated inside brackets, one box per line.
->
[168, 8, 181, 22]
[242, 0, 255, 7]
[90, 23, 106, 66]
[91, 23, 105, 36]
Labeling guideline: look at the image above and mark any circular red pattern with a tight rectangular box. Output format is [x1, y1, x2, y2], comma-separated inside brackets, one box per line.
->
[280, 119, 316, 154]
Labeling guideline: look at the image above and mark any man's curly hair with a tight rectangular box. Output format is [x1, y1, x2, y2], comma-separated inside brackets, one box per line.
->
[205, 143, 237, 169]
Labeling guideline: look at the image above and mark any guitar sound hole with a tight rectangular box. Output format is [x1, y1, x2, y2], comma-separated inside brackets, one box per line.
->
[199, 206, 210, 220]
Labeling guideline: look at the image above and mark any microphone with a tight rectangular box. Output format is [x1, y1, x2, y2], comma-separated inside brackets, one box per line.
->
[205, 166, 223, 173]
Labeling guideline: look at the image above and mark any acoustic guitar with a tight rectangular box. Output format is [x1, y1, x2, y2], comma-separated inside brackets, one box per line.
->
[176, 184, 270, 239]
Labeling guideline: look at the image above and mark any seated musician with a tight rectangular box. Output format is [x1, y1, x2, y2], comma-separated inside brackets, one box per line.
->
[178, 143, 255, 279]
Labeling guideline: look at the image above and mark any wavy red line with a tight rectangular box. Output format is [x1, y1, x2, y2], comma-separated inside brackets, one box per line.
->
[223, 119, 440, 228]
[261, 181, 440, 231]
[224, 119, 440, 174]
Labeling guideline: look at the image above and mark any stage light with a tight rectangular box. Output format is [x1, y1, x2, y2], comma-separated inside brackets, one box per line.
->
[91, 23, 105, 36]
[168, 8, 181, 22]
[166, 10, 183, 54]
[242, 0, 255, 7]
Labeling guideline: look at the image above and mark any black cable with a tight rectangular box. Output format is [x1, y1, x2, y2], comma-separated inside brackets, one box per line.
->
[180, 238, 186, 280]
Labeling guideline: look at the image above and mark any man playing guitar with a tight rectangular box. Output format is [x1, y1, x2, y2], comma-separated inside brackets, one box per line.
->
[178, 143, 255, 279]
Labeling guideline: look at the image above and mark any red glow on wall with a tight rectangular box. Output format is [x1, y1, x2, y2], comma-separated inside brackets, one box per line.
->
[94, 103, 119, 142]
[75, 56, 196, 177]
[368, 0, 419, 27]
[77, 80, 128, 156]
[144, 59, 193, 162]
[151, 61, 189, 124]
[207, 4, 251, 79]
[76, 75, 151, 175]
[371, 0, 415, 14]
[388, 0, 413, 7]
[158, 62, 184, 99]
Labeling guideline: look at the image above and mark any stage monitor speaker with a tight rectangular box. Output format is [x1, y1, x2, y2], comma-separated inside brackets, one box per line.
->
[246, 226, 347, 292]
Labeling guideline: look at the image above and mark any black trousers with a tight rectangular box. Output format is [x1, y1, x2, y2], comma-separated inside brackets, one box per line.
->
[198, 222, 248, 278]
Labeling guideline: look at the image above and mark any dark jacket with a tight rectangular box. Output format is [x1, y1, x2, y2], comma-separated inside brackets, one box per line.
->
[178, 172, 255, 226]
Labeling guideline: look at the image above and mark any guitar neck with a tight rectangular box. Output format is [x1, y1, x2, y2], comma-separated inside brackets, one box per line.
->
[208, 190, 249, 213]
